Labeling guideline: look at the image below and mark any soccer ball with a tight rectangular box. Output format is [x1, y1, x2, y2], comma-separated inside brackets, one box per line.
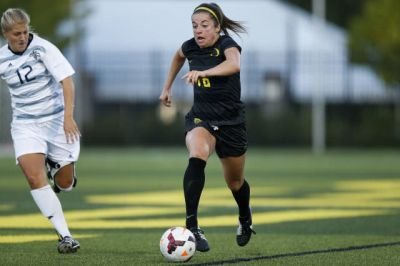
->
[160, 226, 196, 262]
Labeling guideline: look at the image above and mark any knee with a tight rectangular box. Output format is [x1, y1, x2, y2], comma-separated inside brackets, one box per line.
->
[20, 163, 47, 189]
[189, 149, 210, 161]
[56, 174, 75, 189]
[26, 173, 46, 189]
[226, 178, 244, 192]
[52, 163, 76, 190]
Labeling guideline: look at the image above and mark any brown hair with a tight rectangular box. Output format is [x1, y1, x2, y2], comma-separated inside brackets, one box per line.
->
[193, 3, 246, 36]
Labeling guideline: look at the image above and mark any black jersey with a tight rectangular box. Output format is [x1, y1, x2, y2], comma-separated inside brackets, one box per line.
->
[182, 35, 245, 126]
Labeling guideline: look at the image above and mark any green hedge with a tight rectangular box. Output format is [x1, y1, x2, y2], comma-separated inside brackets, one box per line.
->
[82, 102, 400, 148]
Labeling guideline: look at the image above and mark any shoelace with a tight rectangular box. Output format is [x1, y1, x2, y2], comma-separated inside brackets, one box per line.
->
[239, 224, 256, 235]
[192, 230, 206, 240]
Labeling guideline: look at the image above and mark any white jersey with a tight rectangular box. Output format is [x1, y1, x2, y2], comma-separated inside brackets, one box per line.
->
[0, 33, 75, 124]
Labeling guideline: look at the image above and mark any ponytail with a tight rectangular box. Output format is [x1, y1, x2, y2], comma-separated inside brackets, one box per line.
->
[193, 3, 247, 36]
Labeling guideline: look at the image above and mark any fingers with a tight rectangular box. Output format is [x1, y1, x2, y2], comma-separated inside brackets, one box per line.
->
[182, 71, 203, 85]
[66, 131, 80, 144]
[65, 125, 81, 144]
[159, 94, 172, 107]
[163, 99, 172, 107]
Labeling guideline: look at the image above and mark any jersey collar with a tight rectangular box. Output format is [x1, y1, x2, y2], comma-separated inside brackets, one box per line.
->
[8, 33, 34, 55]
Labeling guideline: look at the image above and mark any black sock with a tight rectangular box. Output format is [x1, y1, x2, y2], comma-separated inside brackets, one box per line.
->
[232, 180, 251, 222]
[183, 157, 206, 229]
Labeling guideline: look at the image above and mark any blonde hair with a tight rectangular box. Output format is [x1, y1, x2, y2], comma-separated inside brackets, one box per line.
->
[1, 8, 30, 33]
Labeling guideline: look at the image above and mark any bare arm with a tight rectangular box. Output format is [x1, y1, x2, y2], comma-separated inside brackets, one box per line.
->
[182, 47, 240, 85]
[159, 48, 186, 107]
[61, 76, 81, 143]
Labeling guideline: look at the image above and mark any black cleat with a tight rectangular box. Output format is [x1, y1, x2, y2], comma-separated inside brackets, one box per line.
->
[57, 236, 80, 254]
[190, 227, 210, 252]
[236, 216, 256, 247]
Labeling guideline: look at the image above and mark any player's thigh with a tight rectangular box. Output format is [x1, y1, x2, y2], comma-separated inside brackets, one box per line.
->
[12, 123, 50, 187]
[220, 155, 246, 180]
[220, 155, 246, 190]
[18, 153, 47, 177]
[18, 153, 47, 188]
[185, 126, 216, 160]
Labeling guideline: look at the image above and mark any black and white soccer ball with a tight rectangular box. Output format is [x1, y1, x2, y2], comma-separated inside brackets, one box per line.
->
[160, 226, 196, 262]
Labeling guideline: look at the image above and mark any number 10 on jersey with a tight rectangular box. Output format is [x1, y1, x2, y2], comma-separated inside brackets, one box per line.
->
[197, 77, 211, 88]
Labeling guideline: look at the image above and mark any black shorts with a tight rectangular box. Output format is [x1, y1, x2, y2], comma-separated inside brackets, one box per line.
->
[185, 118, 248, 158]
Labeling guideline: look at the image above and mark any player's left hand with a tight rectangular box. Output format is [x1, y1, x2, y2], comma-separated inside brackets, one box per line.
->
[64, 117, 81, 143]
[182, 70, 206, 85]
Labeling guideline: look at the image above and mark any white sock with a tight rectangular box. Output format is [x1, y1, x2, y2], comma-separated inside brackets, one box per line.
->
[30, 185, 71, 238]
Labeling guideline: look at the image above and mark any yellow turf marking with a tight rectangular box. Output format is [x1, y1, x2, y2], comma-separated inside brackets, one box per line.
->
[85, 186, 288, 206]
[336, 180, 400, 191]
[86, 181, 400, 208]
[0, 180, 399, 233]
[73, 209, 384, 229]
[0, 208, 390, 229]
[0, 207, 184, 229]
[0, 234, 97, 244]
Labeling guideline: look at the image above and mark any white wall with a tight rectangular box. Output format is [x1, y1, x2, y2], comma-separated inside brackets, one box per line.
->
[82, 0, 387, 102]
[84, 0, 346, 53]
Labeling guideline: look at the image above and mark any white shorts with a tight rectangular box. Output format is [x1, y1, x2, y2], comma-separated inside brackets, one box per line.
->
[11, 116, 80, 164]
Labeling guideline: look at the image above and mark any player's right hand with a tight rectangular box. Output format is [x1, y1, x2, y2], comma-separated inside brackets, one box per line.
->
[159, 90, 172, 107]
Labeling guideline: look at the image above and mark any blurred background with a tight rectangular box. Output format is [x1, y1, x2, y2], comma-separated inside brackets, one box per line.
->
[1, 0, 399, 153]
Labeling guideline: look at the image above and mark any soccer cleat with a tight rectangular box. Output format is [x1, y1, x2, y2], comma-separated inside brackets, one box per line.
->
[236, 217, 256, 247]
[190, 227, 210, 252]
[57, 236, 80, 254]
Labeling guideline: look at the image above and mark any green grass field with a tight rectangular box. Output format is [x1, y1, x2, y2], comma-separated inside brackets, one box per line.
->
[1, 148, 400, 265]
